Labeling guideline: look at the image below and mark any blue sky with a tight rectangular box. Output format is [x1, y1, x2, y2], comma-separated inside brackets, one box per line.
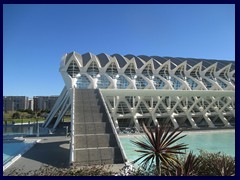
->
[3, 4, 235, 97]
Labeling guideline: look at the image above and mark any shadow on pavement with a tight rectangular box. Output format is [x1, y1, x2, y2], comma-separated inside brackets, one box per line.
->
[21, 140, 70, 168]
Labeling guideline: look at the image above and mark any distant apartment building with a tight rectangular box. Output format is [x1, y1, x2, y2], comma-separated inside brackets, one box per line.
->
[28, 98, 34, 111]
[3, 96, 29, 112]
[33, 96, 58, 112]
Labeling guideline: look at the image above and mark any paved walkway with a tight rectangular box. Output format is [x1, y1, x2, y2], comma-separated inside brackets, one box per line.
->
[4, 135, 125, 175]
[4, 136, 71, 175]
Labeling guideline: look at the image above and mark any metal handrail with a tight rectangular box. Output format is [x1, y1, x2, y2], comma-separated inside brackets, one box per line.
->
[98, 89, 129, 164]
[70, 87, 75, 164]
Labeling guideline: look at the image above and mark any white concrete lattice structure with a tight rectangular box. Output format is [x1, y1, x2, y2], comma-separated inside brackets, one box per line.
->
[43, 52, 235, 132]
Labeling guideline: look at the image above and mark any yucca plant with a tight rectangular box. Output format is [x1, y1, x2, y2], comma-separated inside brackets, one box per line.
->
[131, 123, 188, 175]
[162, 151, 201, 176]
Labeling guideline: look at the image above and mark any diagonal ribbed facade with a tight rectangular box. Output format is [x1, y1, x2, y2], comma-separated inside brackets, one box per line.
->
[42, 52, 235, 165]
[43, 51, 235, 131]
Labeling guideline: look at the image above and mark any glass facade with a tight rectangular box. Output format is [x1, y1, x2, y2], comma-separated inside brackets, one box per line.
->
[159, 65, 169, 79]
[117, 75, 130, 89]
[67, 61, 80, 78]
[44, 51, 235, 133]
[87, 61, 99, 78]
[153, 76, 165, 89]
[135, 76, 148, 89]
[142, 64, 153, 78]
[117, 102, 131, 114]
[124, 63, 136, 79]
[202, 78, 213, 89]
[76, 75, 90, 89]
[217, 79, 227, 89]
[106, 62, 118, 78]
[97, 75, 111, 89]
[186, 77, 198, 90]
[170, 77, 182, 90]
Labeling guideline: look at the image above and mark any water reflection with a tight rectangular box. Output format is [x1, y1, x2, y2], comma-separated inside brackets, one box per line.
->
[3, 123, 48, 136]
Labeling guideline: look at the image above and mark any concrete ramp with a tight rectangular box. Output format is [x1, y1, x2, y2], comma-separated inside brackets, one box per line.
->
[73, 89, 124, 165]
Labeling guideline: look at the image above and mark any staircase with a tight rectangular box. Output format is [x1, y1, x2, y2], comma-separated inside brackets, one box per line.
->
[73, 89, 124, 165]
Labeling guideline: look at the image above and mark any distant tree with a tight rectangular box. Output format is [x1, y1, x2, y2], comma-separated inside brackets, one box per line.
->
[24, 109, 34, 114]
[12, 112, 20, 119]
[41, 109, 50, 113]
[17, 109, 25, 112]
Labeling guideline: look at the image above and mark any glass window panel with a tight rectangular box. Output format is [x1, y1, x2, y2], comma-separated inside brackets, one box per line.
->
[135, 77, 148, 89]
[153, 77, 165, 89]
[117, 75, 130, 89]
[186, 77, 198, 90]
[97, 75, 110, 89]
[124, 63, 136, 79]
[217, 79, 227, 89]
[67, 61, 80, 78]
[87, 61, 99, 78]
[76, 75, 90, 89]
[106, 62, 118, 78]
[142, 64, 153, 78]
[117, 102, 131, 114]
[202, 78, 213, 89]
[170, 77, 182, 90]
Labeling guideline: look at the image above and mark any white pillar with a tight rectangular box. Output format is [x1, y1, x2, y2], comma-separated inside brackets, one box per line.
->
[170, 114, 179, 129]
[202, 114, 215, 128]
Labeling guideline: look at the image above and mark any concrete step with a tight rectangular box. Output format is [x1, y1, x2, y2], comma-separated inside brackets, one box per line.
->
[73, 89, 124, 165]
[74, 134, 118, 148]
[74, 122, 113, 134]
[74, 147, 124, 165]
[74, 113, 108, 123]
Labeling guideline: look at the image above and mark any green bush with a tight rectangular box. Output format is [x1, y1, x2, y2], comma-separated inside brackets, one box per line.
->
[197, 150, 235, 176]
[4, 165, 115, 176]
[127, 151, 235, 176]
[4, 152, 235, 176]
[12, 112, 20, 119]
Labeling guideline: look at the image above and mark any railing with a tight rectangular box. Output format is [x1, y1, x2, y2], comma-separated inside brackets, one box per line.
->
[3, 122, 49, 137]
[118, 127, 141, 134]
[98, 89, 129, 164]
[70, 87, 75, 164]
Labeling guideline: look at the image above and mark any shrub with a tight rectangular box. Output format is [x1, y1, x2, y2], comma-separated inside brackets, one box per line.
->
[4, 165, 115, 176]
[131, 123, 188, 175]
[12, 112, 20, 119]
[197, 150, 235, 176]
[162, 151, 201, 176]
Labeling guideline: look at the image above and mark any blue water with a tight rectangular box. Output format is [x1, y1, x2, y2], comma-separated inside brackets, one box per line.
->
[119, 130, 235, 163]
[3, 140, 35, 166]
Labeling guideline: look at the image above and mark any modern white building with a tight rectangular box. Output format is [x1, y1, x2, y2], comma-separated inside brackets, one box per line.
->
[43, 52, 235, 132]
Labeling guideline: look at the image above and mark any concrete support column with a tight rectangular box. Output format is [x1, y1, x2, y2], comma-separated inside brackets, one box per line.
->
[217, 111, 232, 127]
[150, 111, 159, 127]
[132, 79, 136, 89]
[112, 79, 117, 89]
[133, 116, 141, 132]
[112, 116, 120, 132]
[185, 113, 199, 129]
[202, 114, 215, 128]
[92, 78, 98, 89]
[229, 107, 235, 117]
[169, 114, 179, 129]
